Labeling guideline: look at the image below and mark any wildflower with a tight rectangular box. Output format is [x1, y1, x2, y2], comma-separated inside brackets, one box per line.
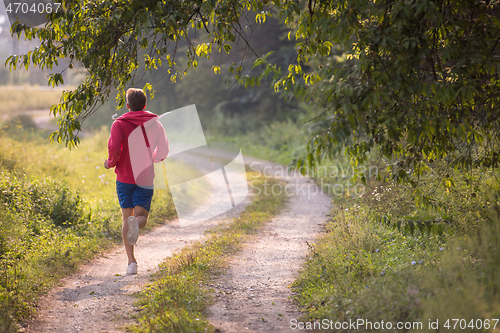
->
[96, 166, 99, 169]
[375, 249, 379, 253]
[419, 260, 423, 264]
[457, 247, 461, 250]
[381, 271, 385, 275]
[345, 208, 348, 211]
[440, 247, 444, 251]
[411, 261, 416, 265]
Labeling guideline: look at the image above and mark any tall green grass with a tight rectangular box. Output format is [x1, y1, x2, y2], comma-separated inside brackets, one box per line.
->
[293, 202, 444, 330]
[292, 157, 500, 332]
[418, 218, 500, 331]
[206, 116, 311, 165]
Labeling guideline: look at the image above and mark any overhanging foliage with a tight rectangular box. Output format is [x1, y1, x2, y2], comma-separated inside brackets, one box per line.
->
[6, 0, 500, 185]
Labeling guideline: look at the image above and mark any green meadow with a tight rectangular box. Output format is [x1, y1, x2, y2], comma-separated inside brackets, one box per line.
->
[0, 86, 71, 114]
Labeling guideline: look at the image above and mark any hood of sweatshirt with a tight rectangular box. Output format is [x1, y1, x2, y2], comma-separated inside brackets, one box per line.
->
[116, 110, 158, 127]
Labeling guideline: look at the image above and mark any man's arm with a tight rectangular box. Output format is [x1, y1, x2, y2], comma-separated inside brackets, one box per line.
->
[106, 121, 123, 168]
[152, 122, 169, 163]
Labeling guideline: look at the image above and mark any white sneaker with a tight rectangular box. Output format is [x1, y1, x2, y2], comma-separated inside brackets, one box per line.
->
[127, 262, 138, 275]
[126, 216, 139, 245]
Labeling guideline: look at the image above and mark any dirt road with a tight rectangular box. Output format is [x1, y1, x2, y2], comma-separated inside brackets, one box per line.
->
[25, 148, 331, 332]
[208, 161, 331, 332]
[26, 198, 251, 332]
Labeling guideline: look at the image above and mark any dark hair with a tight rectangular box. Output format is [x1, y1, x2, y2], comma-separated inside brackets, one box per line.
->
[126, 88, 147, 111]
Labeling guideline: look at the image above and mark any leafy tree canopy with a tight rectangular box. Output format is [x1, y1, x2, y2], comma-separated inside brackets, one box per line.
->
[6, 0, 500, 186]
[281, 0, 500, 187]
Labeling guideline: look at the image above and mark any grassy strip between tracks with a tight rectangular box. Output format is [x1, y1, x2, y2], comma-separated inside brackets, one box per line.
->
[128, 175, 287, 333]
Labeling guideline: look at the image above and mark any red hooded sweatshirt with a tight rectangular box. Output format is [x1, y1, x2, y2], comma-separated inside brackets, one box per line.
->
[107, 110, 169, 186]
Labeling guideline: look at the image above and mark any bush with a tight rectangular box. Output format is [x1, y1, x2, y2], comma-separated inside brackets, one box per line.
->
[0, 129, 177, 324]
[0, 173, 84, 228]
[0, 173, 100, 321]
[28, 178, 84, 227]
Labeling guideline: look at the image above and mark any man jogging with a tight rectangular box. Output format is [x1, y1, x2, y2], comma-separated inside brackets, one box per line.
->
[104, 88, 169, 274]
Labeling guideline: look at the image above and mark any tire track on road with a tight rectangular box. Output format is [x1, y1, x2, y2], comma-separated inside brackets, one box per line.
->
[208, 161, 332, 332]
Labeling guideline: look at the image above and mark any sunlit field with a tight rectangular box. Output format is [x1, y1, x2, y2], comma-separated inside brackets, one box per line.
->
[209, 129, 500, 331]
[0, 86, 74, 114]
[2, 0, 500, 330]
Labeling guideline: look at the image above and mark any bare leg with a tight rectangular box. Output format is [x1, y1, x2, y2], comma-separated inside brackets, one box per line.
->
[121, 206, 149, 265]
[134, 205, 149, 230]
[121, 207, 135, 264]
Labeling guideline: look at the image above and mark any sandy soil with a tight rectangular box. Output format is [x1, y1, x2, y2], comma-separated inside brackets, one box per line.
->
[207, 162, 332, 332]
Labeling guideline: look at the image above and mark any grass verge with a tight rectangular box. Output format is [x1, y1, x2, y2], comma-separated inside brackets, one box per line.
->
[129, 175, 287, 332]
[292, 202, 444, 331]
[292, 162, 500, 332]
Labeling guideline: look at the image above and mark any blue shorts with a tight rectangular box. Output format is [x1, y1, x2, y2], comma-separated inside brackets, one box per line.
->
[116, 181, 154, 212]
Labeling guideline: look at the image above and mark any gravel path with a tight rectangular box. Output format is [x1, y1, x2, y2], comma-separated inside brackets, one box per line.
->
[208, 161, 332, 332]
[26, 206, 249, 333]
[26, 147, 253, 332]
[24, 141, 332, 332]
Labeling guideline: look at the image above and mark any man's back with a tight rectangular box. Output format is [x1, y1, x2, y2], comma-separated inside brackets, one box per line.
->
[108, 110, 169, 186]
